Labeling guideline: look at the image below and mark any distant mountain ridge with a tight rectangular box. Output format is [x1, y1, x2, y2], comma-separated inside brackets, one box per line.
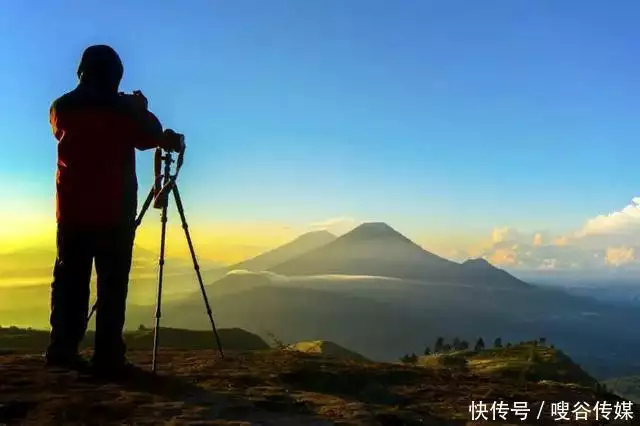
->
[228, 230, 336, 272]
[269, 222, 529, 289]
[270, 222, 456, 277]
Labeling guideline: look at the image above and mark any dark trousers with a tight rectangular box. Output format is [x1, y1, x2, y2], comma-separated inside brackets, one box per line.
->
[47, 223, 135, 363]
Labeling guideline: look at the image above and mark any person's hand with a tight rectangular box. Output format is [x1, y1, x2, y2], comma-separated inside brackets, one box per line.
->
[163, 129, 185, 152]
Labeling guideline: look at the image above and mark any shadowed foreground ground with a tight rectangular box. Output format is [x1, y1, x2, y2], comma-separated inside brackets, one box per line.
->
[0, 349, 636, 425]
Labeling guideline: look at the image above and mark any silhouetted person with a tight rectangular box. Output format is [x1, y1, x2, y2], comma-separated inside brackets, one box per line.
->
[45, 45, 184, 373]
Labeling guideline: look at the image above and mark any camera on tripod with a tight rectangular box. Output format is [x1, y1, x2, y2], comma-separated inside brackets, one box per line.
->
[118, 90, 186, 154]
[152, 132, 185, 210]
[162, 129, 186, 153]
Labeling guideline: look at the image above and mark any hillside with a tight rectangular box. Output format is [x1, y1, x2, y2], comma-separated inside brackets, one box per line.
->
[287, 340, 370, 362]
[229, 231, 337, 272]
[604, 376, 640, 403]
[459, 258, 531, 289]
[0, 347, 633, 425]
[148, 268, 640, 380]
[420, 342, 598, 387]
[129, 285, 433, 362]
[0, 326, 269, 354]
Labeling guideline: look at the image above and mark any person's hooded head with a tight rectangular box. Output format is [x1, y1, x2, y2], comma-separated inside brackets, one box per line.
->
[77, 45, 123, 92]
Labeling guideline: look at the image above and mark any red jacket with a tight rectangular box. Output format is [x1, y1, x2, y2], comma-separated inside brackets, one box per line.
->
[50, 84, 173, 226]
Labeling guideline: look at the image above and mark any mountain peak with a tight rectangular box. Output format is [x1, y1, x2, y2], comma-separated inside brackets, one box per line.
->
[270, 221, 458, 279]
[229, 230, 336, 272]
[344, 222, 411, 241]
[357, 222, 393, 229]
[463, 258, 493, 268]
[462, 257, 531, 288]
[355, 222, 395, 231]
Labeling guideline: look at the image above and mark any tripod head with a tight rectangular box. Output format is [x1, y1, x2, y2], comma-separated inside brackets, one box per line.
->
[153, 136, 185, 209]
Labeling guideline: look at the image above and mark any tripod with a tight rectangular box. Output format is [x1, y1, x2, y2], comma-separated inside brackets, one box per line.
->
[87, 145, 224, 373]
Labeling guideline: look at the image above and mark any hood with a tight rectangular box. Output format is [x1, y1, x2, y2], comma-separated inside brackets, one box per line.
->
[77, 44, 123, 92]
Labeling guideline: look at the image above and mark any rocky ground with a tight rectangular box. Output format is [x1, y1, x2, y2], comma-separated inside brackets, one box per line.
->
[0, 349, 638, 425]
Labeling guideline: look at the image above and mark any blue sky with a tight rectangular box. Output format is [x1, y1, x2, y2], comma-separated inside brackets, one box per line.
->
[1, 0, 639, 257]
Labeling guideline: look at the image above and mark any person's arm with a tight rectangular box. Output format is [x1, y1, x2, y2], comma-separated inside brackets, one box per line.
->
[129, 108, 166, 151]
[123, 92, 183, 152]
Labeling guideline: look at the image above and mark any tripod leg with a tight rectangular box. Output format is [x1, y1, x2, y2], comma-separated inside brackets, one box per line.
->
[136, 184, 157, 228]
[172, 184, 225, 359]
[152, 201, 170, 373]
[86, 301, 97, 326]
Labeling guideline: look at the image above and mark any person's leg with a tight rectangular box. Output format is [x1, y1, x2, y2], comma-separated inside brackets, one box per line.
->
[92, 224, 135, 367]
[46, 224, 93, 365]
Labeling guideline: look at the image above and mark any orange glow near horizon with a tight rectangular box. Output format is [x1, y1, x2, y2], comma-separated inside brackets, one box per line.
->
[0, 213, 302, 265]
[0, 195, 491, 269]
[1, 218, 489, 266]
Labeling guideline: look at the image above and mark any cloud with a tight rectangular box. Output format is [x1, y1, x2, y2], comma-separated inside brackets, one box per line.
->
[478, 196, 640, 271]
[227, 269, 290, 283]
[554, 236, 569, 246]
[487, 248, 519, 266]
[490, 227, 551, 247]
[309, 217, 360, 235]
[223, 269, 411, 286]
[605, 247, 636, 267]
[310, 217, 356, 228]
[448, 249, 471, 262]
[533, 233, 544, 246]
[538, 259, 557, 270]
[480, 240, 596, 271]
[578, 198, 640, 238]
[491, 227, 522, 244]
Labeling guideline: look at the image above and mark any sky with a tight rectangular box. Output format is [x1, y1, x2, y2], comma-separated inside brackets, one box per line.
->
[1, 0, 640, 270]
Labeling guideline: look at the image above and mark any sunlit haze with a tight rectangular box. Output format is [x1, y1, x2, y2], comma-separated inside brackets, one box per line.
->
[2, 0, 640, 273]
